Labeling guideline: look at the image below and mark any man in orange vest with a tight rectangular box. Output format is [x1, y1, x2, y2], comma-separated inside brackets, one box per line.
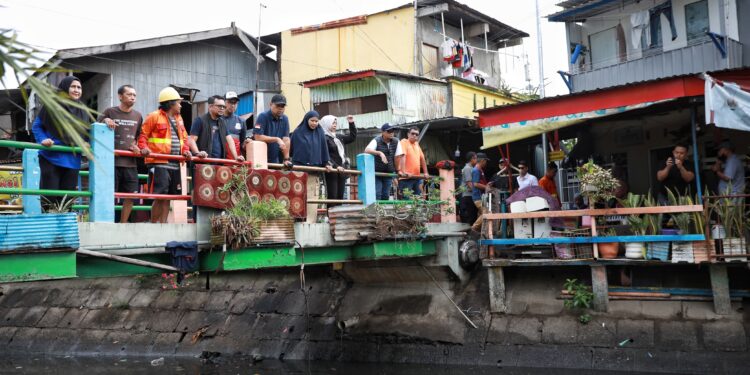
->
[137, 87, 192, 223]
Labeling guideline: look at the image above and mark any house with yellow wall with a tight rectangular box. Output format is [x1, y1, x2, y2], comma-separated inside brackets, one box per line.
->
[261, 0, 527, 128]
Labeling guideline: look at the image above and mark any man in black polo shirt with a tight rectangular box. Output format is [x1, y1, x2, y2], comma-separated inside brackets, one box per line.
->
[253, 94, 292, 166]
[656, 142, 695, 199]
[189, 95, 228, 159]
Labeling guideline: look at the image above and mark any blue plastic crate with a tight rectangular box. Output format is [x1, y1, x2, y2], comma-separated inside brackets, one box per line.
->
[646, 242, 670, 261]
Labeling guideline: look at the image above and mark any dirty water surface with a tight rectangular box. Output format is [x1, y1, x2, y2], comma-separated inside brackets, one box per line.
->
[0, 355, 658, 374]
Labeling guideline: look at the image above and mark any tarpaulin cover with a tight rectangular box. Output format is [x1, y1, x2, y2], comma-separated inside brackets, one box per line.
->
[481, 100, 670, 148]
[505, 186, 563, 227]
[705, 73, 750, 132]
[192, 164, 307, 218]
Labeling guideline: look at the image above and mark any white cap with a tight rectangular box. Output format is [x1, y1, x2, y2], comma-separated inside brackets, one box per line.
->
[225, 91, 239, 100]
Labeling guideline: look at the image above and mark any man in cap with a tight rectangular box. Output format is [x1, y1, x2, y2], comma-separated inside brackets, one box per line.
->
[254, 94, 292, 166]
[365, 123, 405, 200]
[398, 126, 429, 197]
[471, 153, 492, 232]
[138, 87, 192, 223]
[713, 140, 745, 195]
[223, 91, 249, 161]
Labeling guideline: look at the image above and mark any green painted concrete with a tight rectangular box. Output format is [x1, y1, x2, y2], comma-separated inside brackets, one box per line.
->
[77, 254, 170, 278]
[0, 251, 77, 282]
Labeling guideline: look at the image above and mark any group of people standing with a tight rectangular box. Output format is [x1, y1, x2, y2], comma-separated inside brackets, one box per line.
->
[32, 76, 430, 224]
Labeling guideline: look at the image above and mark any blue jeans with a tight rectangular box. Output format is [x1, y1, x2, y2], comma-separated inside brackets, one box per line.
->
[398, 179, 423, 197]
[375, 176, 393, 200]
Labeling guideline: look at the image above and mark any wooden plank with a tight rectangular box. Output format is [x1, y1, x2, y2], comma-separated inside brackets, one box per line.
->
[591, 265, 608, 312]
[482, 205, 704, 220]
[479, 234, 705, 246]
[709, 264, 732, 315]
[487, 267, 506, 313]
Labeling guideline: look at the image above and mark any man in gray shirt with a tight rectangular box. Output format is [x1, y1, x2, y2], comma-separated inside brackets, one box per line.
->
[713, 140, 745, 195]
[459, 152, 478, 224]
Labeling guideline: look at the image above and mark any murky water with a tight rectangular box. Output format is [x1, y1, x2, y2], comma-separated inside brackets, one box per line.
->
[0, 355, 650, 374]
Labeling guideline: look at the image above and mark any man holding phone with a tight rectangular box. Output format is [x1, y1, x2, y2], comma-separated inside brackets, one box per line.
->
[656, 142, 695, 198]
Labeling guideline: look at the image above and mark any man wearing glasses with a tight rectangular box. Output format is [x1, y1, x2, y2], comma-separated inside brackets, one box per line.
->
[398, 126, 429, 197]
[189, 95, 229, 159]
[516, 160, 538, 191]
[365, 123, 404, 200]
[222, 91, 248, 161]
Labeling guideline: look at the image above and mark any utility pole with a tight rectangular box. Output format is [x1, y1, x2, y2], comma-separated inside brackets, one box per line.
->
[535, 0, 548, 168]
[254, 2, 267, 121]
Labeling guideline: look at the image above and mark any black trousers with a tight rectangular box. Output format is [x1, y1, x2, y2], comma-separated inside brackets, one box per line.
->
[459, 195, 478, 224]
[39, 156, 79, 209]
[325, 172, 347, 207]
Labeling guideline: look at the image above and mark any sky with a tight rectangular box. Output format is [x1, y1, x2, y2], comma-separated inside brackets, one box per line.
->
[0, 0, 569, 97]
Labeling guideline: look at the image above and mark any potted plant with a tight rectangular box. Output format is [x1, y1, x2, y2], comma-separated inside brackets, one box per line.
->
[711, 192, 746, 261]
[666, 189, 695, 263]
[577, 160, 620, 206]
[210, 166, 294, 249]
[597, 227, 620, 259]
[619, 193, 646, 259]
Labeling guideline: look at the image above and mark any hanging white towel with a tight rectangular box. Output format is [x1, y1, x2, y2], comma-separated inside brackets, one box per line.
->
[630, 10, 650, 50]
[705, 74, 750, 132]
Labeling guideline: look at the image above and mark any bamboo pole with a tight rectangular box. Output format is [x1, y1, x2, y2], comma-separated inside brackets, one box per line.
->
[76, 248, 179, 272]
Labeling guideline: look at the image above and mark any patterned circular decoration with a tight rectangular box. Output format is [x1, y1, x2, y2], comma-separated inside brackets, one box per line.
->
[249, 172, 263, 189]
[216, 189, 230, 204]
[264, 175, 277, 191]
[292, 180, 305, 195]
[291, 197, 304, 215]
[278, 176, 291, 194]
[199, 165, 215, 181]
[277, 195, 290, 208]
[293, 171, 305, 178]
[197, 184, 214, 201]
[216, 166, 233, 184]
[262, 193, 276, 202]
[249, 191, 261, 204]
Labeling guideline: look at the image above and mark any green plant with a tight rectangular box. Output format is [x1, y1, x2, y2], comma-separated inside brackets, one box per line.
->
[666, 188, 693, 234]
[577, 160, 620, 205]
[599, 227, 617, 237]
[42, 195, 76, 213]
[217, 165, 289, 221]
[620, 193, 648, 236]
[366, 177, 447, 236]
[563, 278, 594, 324]
[643, 192, 663, 235]
[710, 187, 744, 238]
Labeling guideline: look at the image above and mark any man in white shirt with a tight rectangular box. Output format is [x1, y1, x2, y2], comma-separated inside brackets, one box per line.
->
[516, 160, 538, 191]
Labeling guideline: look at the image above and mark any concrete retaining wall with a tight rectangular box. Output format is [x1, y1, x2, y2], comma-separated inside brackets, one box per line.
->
[0, 265, 748, 373]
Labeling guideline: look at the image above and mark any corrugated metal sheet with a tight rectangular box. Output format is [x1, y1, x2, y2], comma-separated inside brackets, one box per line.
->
[387, 79, 448, 124]
[571, 39, 744, 93]
[236, 92, 254, 116]
[60, 36, 278, 118]
[0, 213, 79, 251]
[310, 78, 386, 103]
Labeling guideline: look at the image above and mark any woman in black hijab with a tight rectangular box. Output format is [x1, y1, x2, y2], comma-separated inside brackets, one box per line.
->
[31, 76, 90, 207]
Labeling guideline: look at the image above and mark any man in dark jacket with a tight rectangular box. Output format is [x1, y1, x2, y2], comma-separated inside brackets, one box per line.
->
[188, 95, 229, 159]
[364, 123, 404, 200]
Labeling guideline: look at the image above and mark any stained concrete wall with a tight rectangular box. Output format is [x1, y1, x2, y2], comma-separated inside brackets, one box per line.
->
[0, 265, 748, 372]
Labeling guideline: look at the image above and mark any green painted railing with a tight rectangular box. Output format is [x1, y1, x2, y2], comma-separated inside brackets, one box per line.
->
[78, 170, 148, 181]
[0, 140, 83, 153]
[0, 187, 91, 197]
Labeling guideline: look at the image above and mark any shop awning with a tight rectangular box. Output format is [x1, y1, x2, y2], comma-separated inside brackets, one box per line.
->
[477, 75, 705, 149]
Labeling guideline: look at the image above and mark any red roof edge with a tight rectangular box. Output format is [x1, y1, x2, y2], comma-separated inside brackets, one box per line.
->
[302, 70, 377, 88]
[478, 75, 705, 128]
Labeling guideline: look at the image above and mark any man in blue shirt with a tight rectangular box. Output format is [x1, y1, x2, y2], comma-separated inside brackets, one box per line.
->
[223, 91, 248, 161]
[471, 153, 492, 232]
[254, 94, 292, 166]
[189, 95, 228, 159]
[713, 140, 746, 195]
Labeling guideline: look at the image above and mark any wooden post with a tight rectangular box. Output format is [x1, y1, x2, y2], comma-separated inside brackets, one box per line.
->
[591, 265, 608, 312]
[89, 123, 115, 222]
[356, 153, 376, 205]
[21, 149, 41, 214]
[439, 168, 456, 223]
[306, 173, 319, 224]
[246, 140, 268, 170]
[590, 216, 600, 258]
[709, 264, 732, 315]
[488, 266, 506, 313]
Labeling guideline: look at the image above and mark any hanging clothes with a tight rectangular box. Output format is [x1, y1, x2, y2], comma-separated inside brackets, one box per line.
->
[705, 74, 750, 132]
[440, 39, 454, 61]
[630, 10, 650, 49]
[653, 1, 677, 41]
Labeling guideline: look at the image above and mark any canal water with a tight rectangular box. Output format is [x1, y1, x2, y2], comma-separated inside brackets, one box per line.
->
[0, 355, 653, 374]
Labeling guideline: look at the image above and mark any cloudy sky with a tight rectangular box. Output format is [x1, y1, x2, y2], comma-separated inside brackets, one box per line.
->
[1, 0, 568, 96]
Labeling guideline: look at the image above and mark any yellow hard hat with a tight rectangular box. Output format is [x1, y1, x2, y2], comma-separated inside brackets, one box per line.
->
[158, 87, 181, 103]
